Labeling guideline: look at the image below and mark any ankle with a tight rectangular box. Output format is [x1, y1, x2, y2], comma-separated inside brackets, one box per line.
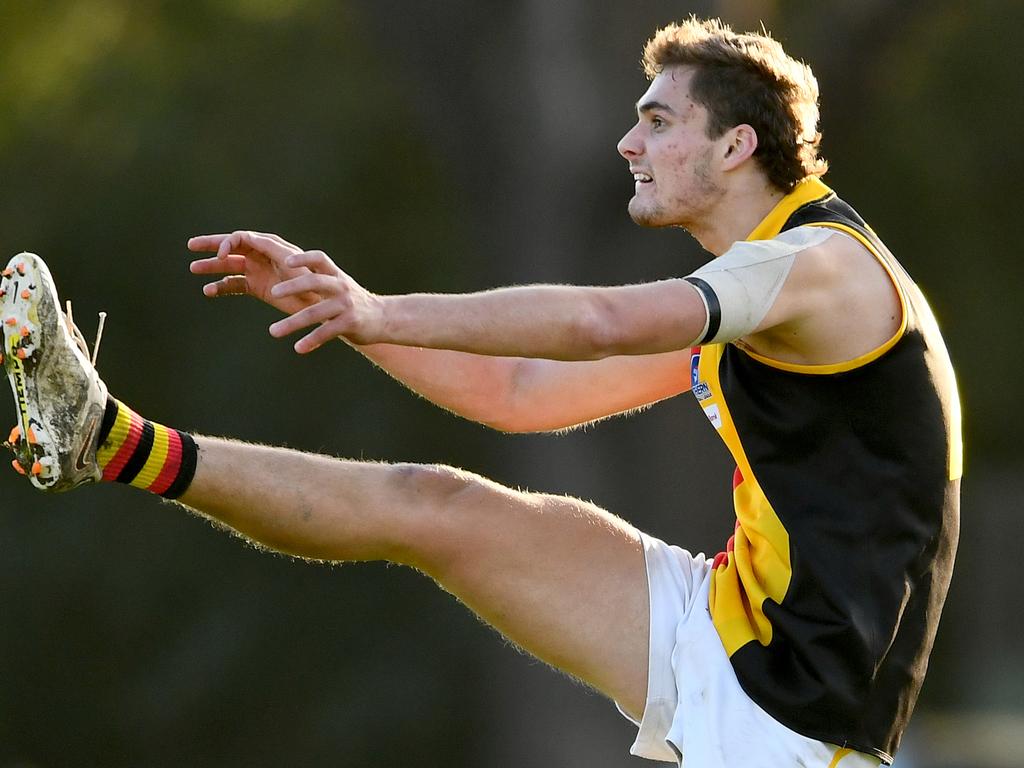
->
[97, 398, 198, 498]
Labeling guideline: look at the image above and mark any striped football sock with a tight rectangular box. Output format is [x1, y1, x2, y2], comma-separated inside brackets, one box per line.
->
[96, 398, 198, 499]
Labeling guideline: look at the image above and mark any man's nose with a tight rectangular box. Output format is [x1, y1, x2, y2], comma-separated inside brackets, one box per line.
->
[617, 123, 643, 160]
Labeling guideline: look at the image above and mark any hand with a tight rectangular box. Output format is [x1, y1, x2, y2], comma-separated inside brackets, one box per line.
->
[188, 231, 316, 315]
[188, 230, 384, 353]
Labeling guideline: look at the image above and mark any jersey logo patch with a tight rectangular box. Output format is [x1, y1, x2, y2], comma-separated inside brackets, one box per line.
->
[703, 403, 723, 429]
[690, 349, 713, 401]
[693, 382, 713, 401]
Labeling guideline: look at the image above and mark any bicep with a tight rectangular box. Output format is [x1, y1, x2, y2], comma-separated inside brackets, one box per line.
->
[499, 350, 693, 433]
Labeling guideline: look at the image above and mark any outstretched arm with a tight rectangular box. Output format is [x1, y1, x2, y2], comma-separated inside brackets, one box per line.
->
[353, 342, 693, 432]
[340, 281, 704, 361]
[188, 231, 696, 430]
[189, 230, 708, 361]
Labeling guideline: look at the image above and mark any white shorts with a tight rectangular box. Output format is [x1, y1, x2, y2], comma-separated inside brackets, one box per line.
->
[617, 532, 883, 767]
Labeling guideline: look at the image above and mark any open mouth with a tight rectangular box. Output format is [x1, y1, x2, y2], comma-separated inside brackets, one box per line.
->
[633, 172, 653, 185]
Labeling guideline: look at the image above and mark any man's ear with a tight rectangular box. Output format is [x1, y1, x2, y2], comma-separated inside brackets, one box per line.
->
[721, 124, 758, 170]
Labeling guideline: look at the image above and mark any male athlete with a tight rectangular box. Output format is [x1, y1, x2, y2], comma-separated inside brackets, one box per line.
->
[1, 17, 959, 767]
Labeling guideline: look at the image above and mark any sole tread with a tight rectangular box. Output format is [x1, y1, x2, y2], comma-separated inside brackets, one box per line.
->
[2, 255, 59, 487]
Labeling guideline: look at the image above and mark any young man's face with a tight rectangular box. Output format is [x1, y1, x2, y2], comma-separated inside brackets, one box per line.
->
[617, 66, 725, 229]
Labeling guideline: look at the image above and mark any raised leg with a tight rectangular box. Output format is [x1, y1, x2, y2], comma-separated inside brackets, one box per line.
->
[1, 250, 650, 719]
[178, 436, 650, 718]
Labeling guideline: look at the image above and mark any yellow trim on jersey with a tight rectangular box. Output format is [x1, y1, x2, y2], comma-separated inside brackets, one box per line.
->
[739, 200, 910, 375]
[828, 748, 853, 768]
[746, 177, 833, 242]
[701, 344, 792, 655]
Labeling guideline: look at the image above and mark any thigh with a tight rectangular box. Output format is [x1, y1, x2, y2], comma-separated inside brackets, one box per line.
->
[418, 472, 650, 719]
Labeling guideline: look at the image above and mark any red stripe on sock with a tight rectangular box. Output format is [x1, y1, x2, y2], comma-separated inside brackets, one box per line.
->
[102, 409, 145, 482]
[147, 429, 183, 496]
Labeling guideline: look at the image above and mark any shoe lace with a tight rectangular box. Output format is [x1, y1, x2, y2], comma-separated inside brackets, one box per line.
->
[64, 300, 107, 367]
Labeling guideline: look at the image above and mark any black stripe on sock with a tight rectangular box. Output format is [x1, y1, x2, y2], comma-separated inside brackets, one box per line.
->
[161, 431, 198, 500]
[117, 420, 155, 484]
[684, 277, 721, 344]
[98, 397, 119, 447]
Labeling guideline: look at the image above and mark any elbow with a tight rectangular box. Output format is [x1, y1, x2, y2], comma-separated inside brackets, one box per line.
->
[443, 379, 532, 434]
[476, 398, 534, 434]
[477, 358, 545, 433]
[575, 296, 626, 359]
[588, 317, 653, 359]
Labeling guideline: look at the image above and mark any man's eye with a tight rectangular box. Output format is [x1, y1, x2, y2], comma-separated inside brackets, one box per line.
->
[651, 116, 664, 129]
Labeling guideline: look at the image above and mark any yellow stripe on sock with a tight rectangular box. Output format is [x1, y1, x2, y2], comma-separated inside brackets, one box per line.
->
[96, 399, 133, 465]
[131, 422, 170, 490]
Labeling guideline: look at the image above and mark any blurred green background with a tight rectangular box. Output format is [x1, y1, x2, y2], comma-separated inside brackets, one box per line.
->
[0, 1, 1019, 766]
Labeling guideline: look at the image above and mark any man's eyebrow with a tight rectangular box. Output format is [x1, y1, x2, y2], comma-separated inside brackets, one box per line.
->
[636, 100, 677, 116]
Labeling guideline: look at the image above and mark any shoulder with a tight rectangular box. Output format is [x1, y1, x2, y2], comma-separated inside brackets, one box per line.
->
[699, 226, 835, 273]
[745, 226, 903, 364]
[781, 226, 892, 304]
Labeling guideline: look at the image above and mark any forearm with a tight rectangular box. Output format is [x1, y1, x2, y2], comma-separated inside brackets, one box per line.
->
[376, 281, 705, 360]
[353, 342, 693, 434]
[350, 342, 520, 428]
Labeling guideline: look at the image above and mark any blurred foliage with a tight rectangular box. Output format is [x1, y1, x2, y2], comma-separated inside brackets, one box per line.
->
[0, 1, 1020, 765]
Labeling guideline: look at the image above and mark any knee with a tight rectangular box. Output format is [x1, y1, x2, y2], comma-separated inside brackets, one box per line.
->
[390, 462, 477, 499]
[387, 462, 515, 572]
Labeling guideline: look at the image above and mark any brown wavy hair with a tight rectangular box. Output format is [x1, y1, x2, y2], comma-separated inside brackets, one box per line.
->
[642, 17, 827, 191]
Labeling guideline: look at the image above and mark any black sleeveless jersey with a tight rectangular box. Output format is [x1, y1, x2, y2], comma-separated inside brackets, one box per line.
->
[690, 178, 961, 762]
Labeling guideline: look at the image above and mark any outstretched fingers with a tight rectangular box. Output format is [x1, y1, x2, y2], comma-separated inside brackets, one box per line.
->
[189, 254, 247, 275]
[284, 249, 338, 274]
[187, 230, 299, 263]
[185, 232, 361, 345]
[294, 320, 348, 354]
[186, 233, 232, 252]
[268, 301, 340, 339]
[270, 271, 341, 301]
[186, 254, 248, 297]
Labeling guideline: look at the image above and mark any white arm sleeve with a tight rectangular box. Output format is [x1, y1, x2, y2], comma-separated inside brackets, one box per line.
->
[684, 225, 836, 345]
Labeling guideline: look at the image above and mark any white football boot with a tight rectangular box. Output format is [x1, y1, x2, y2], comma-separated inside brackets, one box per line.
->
[1, 252, 108, 491]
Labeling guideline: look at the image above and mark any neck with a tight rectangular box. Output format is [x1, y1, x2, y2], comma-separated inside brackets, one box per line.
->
[688, 179, 786, 256]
